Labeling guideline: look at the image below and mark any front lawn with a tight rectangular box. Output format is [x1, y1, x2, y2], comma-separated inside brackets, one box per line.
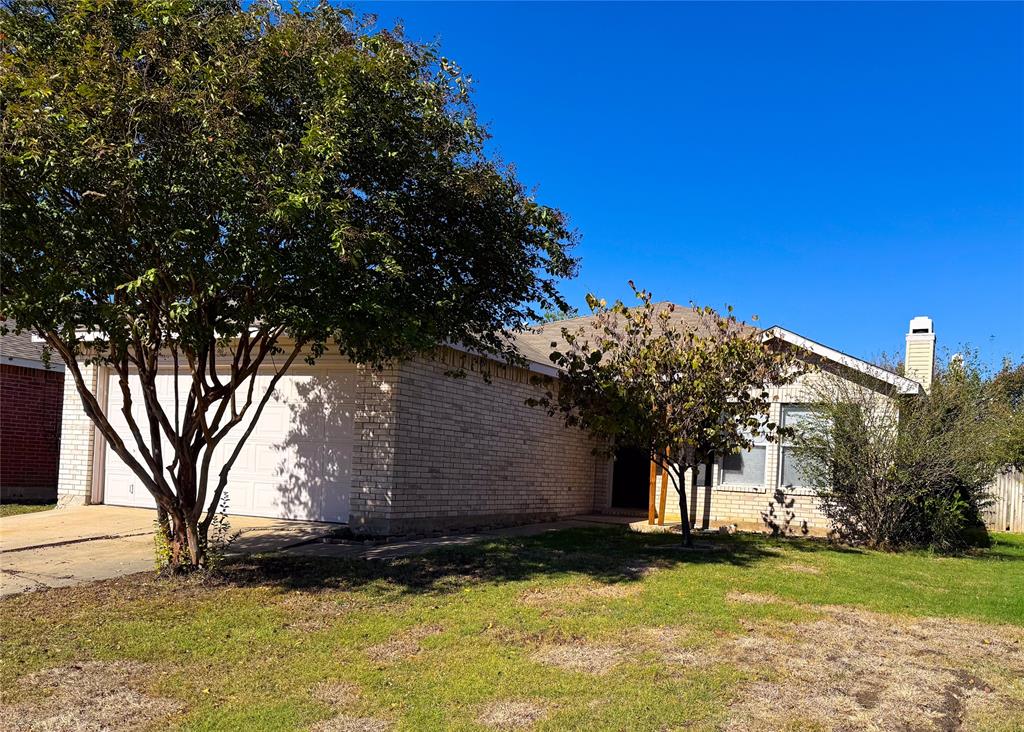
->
[1, 528, 1022, 731]
[0, 502, 55, 518]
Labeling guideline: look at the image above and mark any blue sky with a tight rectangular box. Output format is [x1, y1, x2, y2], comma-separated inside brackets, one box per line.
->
[359, 1, 1023, 367]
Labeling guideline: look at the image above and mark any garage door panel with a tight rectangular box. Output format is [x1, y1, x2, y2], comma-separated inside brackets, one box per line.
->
[103, 363, 354, 521]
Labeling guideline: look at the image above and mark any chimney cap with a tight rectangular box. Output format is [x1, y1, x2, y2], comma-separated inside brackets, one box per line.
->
[908, 316, 933, 335]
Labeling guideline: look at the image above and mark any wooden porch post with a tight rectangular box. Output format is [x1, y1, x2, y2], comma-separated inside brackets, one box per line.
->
[647, 457, 657, 524]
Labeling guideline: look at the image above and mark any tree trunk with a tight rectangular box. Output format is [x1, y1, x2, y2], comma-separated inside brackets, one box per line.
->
[164, 505, 207, 572]
[185, 518, 203, 569]
[677, 467, 693, 547]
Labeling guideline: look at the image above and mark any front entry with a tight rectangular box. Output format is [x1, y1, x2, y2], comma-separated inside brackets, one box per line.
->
[611, 447, 651, 510]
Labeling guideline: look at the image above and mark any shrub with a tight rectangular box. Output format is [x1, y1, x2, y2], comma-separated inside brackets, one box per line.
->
[792, 355, 998, 552]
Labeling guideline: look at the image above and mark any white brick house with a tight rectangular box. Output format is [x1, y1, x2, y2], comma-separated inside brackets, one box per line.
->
[55, 313, 931, 535]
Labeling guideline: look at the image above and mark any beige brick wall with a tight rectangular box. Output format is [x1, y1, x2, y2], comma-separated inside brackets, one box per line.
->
[380, 348, 610, 534]
[56, 363, 97, 506]
[349, 364, 400, 533]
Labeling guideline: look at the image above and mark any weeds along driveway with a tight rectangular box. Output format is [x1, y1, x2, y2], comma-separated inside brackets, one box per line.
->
[0, 506, 335, 596]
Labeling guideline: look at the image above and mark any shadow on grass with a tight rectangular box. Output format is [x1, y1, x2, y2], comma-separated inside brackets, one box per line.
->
[219, 526, 785, 596]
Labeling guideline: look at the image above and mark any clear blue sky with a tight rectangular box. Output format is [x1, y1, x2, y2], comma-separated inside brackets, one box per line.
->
[359, 1, 1024, 367]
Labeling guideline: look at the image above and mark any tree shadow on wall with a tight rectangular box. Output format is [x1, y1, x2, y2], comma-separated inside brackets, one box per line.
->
[256, 371, 375, 524]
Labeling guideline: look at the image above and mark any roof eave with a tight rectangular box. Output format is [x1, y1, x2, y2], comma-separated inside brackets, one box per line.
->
[762, 326, 924, 396]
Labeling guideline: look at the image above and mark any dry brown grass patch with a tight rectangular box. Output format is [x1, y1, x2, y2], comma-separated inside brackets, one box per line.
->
[276, 591, 374, 632]
[532, 641, 627, 675]
[309, 716, 392, 732]
[726, 591, 787, 605]
[782, 563, 822, 575]
[476, 700, 550, 729]
[365, 624, 444, 663]
[519, 581, 640, 609]
[310, 680, 361, 709]
[0, 660, 183, 732]
[718, 606, 1024, 731]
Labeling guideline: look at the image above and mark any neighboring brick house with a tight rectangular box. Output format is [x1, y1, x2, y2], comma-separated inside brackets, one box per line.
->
[1, 321, 65, 502]
[53, 311, 930, 535]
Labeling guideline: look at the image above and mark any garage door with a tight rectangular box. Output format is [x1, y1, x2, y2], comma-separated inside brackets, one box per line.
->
[102, 361, 355, 523]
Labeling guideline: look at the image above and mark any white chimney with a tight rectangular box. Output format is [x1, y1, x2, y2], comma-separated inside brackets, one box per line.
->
[905, 316, 935, 392]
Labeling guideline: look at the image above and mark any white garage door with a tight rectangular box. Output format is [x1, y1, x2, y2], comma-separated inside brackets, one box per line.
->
[102, 361, 355, 523]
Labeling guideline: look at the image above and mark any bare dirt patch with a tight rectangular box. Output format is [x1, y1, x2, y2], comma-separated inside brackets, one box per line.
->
[713, 606, 1024, 732]
[365, 624, 444, 664]
[0, 660, 183, 732]
[476, 699, 550, 729]
[532, 641, 627, 675]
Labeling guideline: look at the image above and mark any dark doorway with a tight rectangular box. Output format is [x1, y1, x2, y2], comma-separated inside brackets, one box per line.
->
[611, 447, 651, 509]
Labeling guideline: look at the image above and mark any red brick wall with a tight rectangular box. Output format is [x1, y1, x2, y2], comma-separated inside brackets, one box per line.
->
[0, 364, 64, 500]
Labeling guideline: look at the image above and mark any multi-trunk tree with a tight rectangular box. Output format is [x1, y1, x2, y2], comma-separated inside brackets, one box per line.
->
[534, 285, 803, 546]
[1, 0, 576, 569]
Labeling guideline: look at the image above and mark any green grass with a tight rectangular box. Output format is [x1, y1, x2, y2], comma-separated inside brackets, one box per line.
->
[1, 528, 1022, 731]
[0, 501, 55, 517]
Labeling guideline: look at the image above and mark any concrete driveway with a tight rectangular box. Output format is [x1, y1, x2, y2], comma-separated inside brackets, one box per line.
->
[0, 505, 336, 597]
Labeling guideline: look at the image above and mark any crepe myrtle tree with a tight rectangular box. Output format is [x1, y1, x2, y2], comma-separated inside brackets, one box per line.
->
[0, 0, 577, 570]
[530, 285, 804, 546]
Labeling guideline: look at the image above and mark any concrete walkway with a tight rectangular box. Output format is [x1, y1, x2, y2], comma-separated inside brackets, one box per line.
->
[0, 505, 335, 597]
[283, 515, 634, 561]
[0, 509, 634, 597]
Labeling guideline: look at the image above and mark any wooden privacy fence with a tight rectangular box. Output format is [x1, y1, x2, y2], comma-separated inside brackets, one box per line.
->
[983, 469, 1024, 533]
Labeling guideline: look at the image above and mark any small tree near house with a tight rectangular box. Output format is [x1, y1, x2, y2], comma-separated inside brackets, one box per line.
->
[532, 285, 804, 546]
[0, 1, 576, 570]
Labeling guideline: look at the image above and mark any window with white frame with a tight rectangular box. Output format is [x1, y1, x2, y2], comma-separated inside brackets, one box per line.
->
[779, 404, 815, 489]
[720, 431, 768, 487]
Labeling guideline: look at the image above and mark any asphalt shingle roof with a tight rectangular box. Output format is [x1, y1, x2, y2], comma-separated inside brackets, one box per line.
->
[0, 320, 49, 364]
[512, 302, 760, 368]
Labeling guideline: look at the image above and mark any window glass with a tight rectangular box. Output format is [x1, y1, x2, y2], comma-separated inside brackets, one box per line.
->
[721, 445, 766, 485]
[781, 404, 813, 436]
[779, 446, 813, 488]
[779, 404, 816, 488]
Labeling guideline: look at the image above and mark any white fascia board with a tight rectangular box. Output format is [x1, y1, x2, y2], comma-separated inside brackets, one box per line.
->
[36, 331, 563, 378]
[762, 326, 924, 395]
[444, 341, 561, 378]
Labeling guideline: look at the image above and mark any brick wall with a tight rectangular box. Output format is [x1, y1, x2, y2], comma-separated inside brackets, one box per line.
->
[349, 364, 401, 533]
[379, 349, 610, 534]
[56, 363, 98, 506]
[0, 364, 65, 501]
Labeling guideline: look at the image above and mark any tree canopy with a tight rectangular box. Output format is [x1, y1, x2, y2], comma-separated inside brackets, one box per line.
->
[534, 285, 803, 545]
[0, 0, 577, 568]
[990, 358, 1024, 472]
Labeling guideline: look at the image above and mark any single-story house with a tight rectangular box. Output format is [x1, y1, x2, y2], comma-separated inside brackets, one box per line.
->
[1, 320, 66, 502]
[54, 312, 933, 535]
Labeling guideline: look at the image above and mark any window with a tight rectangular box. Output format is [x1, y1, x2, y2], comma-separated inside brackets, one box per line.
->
[721, 437, 767, 486]
[694, 461, 709, 487]
[779, 404, 814, 489]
